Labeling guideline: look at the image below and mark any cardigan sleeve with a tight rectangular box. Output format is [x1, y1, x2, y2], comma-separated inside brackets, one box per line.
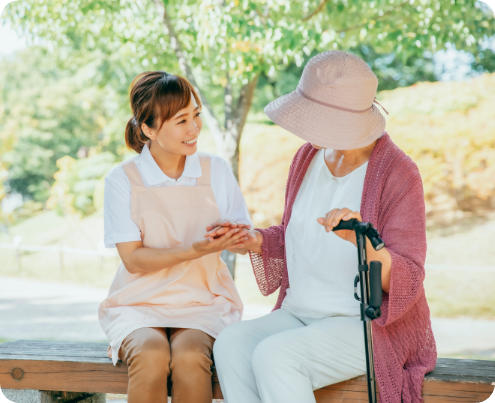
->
[248, 224, 285, 296]
[375, 178, 427, 327]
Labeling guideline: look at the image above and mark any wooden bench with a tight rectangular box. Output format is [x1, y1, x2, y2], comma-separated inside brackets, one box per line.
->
[1, 340, 494, 402]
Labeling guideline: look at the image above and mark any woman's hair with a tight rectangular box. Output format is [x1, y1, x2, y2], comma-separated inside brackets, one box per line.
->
[125, 71, 202, 153]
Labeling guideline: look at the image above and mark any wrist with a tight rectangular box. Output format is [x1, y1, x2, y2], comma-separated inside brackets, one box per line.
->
[189, 244, 207, 259]
[251, 230, 263, 255]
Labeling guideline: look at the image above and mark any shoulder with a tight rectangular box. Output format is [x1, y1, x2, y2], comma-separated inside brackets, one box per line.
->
[370, 133, 422, 187]
[197, 151, 232, 173]
[295, 142, 316, 159]
[104, 156, 138, 188]
[365, 133, 424, 220]
[288, 142, 318, 177]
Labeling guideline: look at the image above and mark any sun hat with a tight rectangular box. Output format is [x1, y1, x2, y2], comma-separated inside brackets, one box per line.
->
[264, 51, 388, 150]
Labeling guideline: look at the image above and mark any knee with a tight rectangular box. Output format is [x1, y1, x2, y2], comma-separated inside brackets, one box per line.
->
[123, 330, 170, 371]
[171, 347, 212, 375]
[252, 337, 283, 376]
[213, 323, 245, 366]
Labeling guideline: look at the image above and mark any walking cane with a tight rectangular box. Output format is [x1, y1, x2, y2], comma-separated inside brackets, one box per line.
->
[332, 218, 385, 403]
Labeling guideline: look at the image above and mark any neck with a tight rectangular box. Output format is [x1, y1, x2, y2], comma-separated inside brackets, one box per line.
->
[148, 141, 186, 180]
[329, 140, 377, 162]
[324, 139, 378, 177]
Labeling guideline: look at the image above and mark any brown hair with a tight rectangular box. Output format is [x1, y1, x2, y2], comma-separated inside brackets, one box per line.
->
[125, 71, 202, 153]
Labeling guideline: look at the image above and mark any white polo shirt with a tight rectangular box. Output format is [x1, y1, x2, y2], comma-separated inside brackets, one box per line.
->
[103, 142, 253, 248]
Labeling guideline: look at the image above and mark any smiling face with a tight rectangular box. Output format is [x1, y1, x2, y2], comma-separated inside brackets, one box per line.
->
[141, 95, 203, 156]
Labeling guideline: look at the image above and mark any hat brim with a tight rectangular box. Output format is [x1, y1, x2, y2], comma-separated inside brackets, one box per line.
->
[264, 90, 386, 150]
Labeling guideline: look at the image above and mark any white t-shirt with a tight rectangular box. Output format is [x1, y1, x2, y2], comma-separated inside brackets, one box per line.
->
[282, 148, 368, 318]
[103, 142, 253, 248]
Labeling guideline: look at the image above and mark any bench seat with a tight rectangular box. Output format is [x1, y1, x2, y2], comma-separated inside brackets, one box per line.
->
[1, 340, 494, 402]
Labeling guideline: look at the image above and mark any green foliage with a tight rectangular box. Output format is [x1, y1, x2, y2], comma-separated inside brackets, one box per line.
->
[5, 0, 495, 120]
[0, 46, 131, 203]
[47, 152, 116, 217]
[2, 0, 495, 220]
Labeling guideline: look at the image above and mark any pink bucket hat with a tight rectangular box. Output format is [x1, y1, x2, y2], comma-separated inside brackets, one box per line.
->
[264, 51, 388, 150]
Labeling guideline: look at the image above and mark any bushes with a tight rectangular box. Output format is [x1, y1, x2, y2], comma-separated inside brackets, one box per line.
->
[47, 153, 116, 217]
[380, 72, 495, 226]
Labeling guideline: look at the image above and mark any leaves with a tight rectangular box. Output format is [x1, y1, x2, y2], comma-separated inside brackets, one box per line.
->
[0, 47, 126, 203]
[47, 152, 116, 217]
[8, 0, 493, 90]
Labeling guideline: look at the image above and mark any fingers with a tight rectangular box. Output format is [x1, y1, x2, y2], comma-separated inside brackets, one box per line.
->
[324, 209, 341, 232]
[342, 210, 362, 222]
[205, 221, 252, 239]
[331, 208, 353, 230]
[229, 234, 250, 248]
[318, 208, 360, 232]
[204, 226, 225, 238]
[214, 219, 239, 228]
[219, 228, 249, 248]
[208, 219, 251, 229]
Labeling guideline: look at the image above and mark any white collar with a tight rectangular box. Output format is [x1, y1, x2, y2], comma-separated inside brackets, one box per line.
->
[138, 141, 202, 186]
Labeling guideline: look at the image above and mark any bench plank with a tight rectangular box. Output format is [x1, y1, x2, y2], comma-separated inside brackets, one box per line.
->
[1, 340, 494, 402]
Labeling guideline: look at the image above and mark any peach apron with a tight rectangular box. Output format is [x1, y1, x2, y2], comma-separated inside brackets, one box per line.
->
[98, 152, 243, 365]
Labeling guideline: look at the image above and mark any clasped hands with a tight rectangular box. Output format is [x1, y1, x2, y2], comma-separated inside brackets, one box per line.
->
[192, 219, 262, 255]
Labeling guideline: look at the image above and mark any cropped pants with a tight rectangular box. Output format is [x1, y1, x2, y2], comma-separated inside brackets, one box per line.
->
[213, 308, 367, 403]
[119, 327, 215, 403]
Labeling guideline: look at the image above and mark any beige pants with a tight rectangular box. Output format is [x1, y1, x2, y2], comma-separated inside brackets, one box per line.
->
[119, 327, 215, 403]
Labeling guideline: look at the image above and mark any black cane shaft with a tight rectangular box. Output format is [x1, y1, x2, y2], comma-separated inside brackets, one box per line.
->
[369, 261, 383, 308]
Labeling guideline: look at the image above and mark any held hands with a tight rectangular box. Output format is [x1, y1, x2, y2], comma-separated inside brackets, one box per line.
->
[317, 208, 361, 247]
[203, 219, 262, 254]
[193, 223, 250, 255]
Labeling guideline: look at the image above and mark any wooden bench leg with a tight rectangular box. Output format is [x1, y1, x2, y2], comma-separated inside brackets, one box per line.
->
[2, 390, 106, 403]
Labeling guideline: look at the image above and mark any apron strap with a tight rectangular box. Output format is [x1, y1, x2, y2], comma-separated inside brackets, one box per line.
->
[122, 160, 145, 188]
[196, 153, 211, 186]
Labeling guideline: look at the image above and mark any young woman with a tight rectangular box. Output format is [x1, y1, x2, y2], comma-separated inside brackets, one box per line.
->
[212, 51, 437, 403]
[98, 71, 252, 403]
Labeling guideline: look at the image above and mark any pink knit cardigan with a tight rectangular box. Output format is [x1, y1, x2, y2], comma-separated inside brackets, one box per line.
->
[249, 132, 437, 403]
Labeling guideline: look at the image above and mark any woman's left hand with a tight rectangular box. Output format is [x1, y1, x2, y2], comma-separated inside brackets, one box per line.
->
[317, 208, 361, 247]
[205, 219, 251, 241]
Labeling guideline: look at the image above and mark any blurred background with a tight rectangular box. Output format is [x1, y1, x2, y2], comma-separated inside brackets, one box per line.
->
[1, 0, 495, 399]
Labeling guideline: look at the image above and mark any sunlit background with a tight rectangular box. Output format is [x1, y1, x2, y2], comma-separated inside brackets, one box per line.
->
[1, 1, 495, 401]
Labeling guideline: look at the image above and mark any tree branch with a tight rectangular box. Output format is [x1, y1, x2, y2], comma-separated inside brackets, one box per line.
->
[224, 71, 234, 129]
[233, 74, 259, 146]
[151, 0, 224, 149]
[302, 0, 329, 21]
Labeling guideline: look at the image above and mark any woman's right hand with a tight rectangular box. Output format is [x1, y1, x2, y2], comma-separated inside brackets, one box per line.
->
[227, 229, 263, 255]
[192, 227, 250, 255]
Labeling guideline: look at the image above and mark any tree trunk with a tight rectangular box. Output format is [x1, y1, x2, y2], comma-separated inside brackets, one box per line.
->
[219, 76, 259, 278]
[153, 0, 260, 278]
[222, 75, 259, 180]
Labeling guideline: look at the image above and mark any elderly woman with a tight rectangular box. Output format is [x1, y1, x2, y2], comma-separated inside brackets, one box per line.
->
[210, 51, 437, 403]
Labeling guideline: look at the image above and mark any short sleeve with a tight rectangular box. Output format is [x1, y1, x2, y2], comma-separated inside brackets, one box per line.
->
[103, 165, 142, 248]
[210, 155, 253, 228]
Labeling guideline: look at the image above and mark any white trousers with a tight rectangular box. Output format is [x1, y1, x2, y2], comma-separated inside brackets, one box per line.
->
[213, 308, 367, 403]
